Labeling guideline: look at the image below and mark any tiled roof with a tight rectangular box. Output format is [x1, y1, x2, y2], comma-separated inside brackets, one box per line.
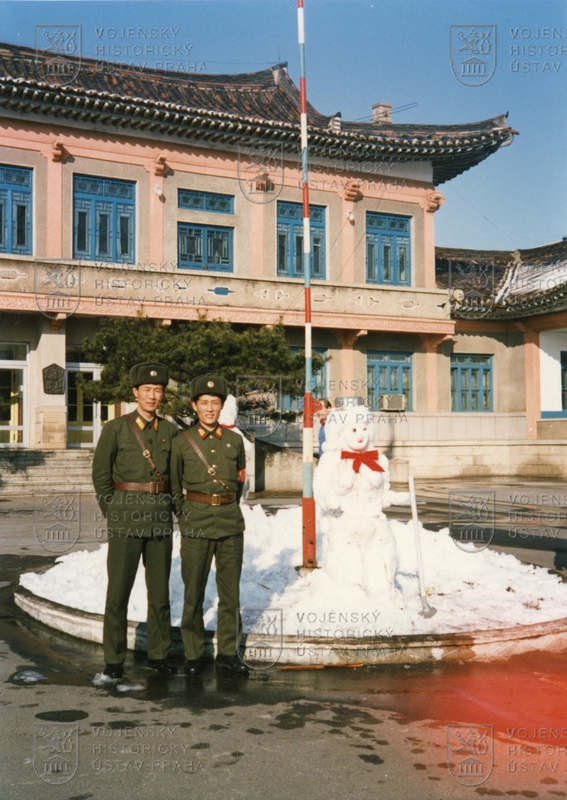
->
[0, 42, 517, 185]
[436, 240, 567, 319]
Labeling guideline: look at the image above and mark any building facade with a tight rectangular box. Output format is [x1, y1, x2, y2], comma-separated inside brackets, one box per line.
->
[2, 42, 563, 478]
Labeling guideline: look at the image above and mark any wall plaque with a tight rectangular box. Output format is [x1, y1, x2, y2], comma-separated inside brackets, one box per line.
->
[43, 363, 65, 395]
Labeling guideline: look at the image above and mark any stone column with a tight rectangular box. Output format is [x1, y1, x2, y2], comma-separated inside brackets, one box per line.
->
[34, 317, 67, 449]
[334, 328, 367, 396]
[523, 329, 540, 440]
[418, 333, 451, 413]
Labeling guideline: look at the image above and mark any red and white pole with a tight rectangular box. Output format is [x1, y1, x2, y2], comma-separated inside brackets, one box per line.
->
[297, 0, 316, 568]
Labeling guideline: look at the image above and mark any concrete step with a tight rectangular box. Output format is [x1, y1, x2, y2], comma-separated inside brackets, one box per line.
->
[0, 449, 95, 495]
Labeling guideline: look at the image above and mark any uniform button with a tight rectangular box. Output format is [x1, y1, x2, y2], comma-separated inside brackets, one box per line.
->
[213, 479, 218, 483]
[210, 449, 216, 453]
[212, 464, 217, 468]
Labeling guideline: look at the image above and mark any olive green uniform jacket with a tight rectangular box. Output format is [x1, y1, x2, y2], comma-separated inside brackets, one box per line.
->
[92, 411, 178, 538]
[170, 424, 246, 538]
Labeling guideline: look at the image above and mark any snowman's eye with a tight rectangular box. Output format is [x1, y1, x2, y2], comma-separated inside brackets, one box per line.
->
[352, 428, 357, 432]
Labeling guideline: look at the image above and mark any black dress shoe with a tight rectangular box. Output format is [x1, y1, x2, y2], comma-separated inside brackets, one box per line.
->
[184, 658, 204, 676]
[147, 658, 178, 676]
[103, 663, 124, 679]
[215, 654, 249, 675]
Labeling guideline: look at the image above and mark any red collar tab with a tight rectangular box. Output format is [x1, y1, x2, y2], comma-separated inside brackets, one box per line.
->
[221, 423, 235, 429]
[197, 425, 222, 439]
[340, 450, 385, 474]
[136, 415, 158, 431]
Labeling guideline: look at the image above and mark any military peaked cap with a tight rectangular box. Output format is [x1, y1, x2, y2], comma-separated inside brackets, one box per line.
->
[129, 362, 169, 388]
[190, 375, 228, 402]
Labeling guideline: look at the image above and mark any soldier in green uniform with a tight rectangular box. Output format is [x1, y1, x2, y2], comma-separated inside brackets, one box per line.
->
[92, 362, 178, 678]
[171, 375, 248, 676]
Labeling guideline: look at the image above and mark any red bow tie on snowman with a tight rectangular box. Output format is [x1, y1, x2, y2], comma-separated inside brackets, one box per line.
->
[340, 450, 385, 473]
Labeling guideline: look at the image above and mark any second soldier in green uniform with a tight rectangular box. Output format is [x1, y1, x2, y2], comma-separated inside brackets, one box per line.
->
[171, 375, 248, 676]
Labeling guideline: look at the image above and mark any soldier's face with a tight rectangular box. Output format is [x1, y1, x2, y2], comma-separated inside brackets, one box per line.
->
[132, 384, 164, 417]
[192, 394, 223, 429]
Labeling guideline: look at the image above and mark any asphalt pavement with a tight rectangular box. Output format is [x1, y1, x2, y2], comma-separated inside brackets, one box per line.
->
[1, 481, 567, 799]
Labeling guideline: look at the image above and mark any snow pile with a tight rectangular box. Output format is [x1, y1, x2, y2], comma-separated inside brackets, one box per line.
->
[20, 503, 567, 636]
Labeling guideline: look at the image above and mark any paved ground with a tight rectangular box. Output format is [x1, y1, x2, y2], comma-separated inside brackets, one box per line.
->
[1, 480, 567, 799]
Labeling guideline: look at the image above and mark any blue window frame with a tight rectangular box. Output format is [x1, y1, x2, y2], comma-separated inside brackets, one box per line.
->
[451, 354, 493, 412]
[283, 346, 327, 411]
[277, 201, 325, 279]
[178, 223, 233, 272]
[366, 213, 411, 286]
[367, 351, 412, 411]
[0, 165, 32, 255]
[178, 189, 234, 214]
[73, 175, 135, 263]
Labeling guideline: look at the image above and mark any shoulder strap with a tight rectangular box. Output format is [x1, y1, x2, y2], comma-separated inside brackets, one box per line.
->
[125, 415, 165, 483]
[182, 430, 233, 494]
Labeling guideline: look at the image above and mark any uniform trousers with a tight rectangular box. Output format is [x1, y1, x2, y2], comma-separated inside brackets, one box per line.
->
[103, 533, 173, 664]
[180, 533, 244, 659]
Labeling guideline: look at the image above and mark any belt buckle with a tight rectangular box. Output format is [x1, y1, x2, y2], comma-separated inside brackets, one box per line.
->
[211, 494, 221, 506]
[149, 482, 159, 494]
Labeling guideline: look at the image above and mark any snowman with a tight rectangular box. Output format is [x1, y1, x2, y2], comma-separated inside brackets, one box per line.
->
[313, 405, 403, 607]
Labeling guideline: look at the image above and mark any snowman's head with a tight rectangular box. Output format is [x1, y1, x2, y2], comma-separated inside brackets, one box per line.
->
[324, 406, 375, 453]
[342, 414, 373, 452]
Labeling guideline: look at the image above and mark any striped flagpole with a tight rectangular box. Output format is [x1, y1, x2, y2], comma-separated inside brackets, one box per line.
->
[297, 0, 316, 568]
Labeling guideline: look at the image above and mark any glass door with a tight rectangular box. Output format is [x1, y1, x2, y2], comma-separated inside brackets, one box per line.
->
[66, 362, 113, 447]
[0, 343, 27, 445]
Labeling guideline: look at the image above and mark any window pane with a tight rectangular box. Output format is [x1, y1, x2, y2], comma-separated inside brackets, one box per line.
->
[390, 368, 399, 392]
[67, 371, 78, 423]
[15, 204, 26, 246]
[0, 201, 4, 245]
[482, 369, 491, 411]
[77, 210, 87, 252]
[366, 235, 377, 281]
[119, 215, 130, 256]
[382, 237, 392, 281]
[294, 232, 304, 275]
[398, 239, 408, 283]
[98, 213, 109, 255]
[277, 227, 289, 274]
[207, 229, 230, 265]
[451, 368, 457, 411]
[312, 233, 323, 277]
[180, 228, 202, 264]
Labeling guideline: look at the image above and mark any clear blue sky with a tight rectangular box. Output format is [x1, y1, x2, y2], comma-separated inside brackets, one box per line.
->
[2, 0, 566, 250]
